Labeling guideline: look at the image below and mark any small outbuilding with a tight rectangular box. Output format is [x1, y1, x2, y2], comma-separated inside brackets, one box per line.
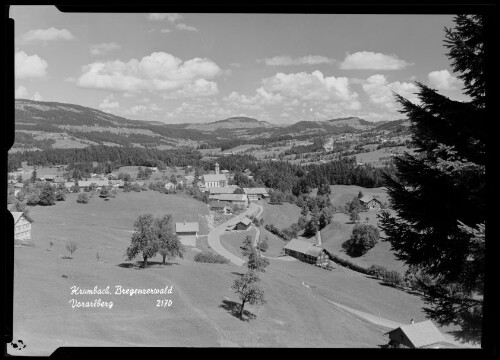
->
[175, 221, 199, 237]
[233, 217, 252, 231]
[385, 320, 455, 349]
[209, 201, 230, 213]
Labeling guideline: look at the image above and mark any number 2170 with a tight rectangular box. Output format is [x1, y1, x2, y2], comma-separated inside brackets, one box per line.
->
[156, 299, 172, 307]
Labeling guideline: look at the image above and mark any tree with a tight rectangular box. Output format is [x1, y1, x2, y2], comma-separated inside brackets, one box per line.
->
[358, 191, 364, 199]
[241, 235, 254, 257]
[317, 181, 331, 196]
[154, 214, 185, 264]
[77, 192, 89, 204]
[16, 174, 23, 183]
[377, 15, 487, 343]
[319, 207, 334, 229]
[349, 210, 360, 223]
[126, 214, 159, 268]
[258, 235, 269, 252]
[304, 210, 320, 237]
[12, 200, 31, 220]
[55, 190, 66, 201]
[347, 197, 363, 214]
[342, 224, 379, 257]
[30, 169, 37, 183]
[231, 271, 266, 318]
[38, 182, 56, 206]
[66, 241, 77, 257]
[233, 187, 245, 194]
[247, 248, 269, 272]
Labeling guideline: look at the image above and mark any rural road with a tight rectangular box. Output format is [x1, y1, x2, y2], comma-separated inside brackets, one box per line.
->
[207, 202, 262, 266]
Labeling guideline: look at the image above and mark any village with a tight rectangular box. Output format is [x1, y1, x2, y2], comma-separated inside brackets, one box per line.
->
[8, 157, 467, 351]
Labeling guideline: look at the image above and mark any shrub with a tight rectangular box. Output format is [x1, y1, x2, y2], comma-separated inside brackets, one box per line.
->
[194, 251, 229, 264]
[77, 192, 89, 204]
[66, 241, 78, 257]
[328, 253, 371, 275]
[382, 270, 405, 288]
[367, 264, 389, 279]
[257, 236, 269, 252]
[56, 190, 66, 201]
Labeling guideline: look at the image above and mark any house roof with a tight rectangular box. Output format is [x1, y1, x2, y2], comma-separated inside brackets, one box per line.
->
[64, 182, 75, 188]
[175, 222, 199, 233]
[43, 175, 56, 180]
[209, 186, 238, 195]
[10, 211, 31, 225]
[14, 183, 24, 188]
[78, 180, 92, 187]
[386, 320, 446, 348]
[243, 187, 269, 195]
[202, 174, 227, 183]
[211, 194, 247, 202]
[236, 217, 252, 226]
[359, 195, 382, 204]
[283, 239, 326, 257]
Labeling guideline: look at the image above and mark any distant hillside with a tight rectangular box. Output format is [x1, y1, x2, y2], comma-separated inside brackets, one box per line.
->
[12, 99, 397, 152]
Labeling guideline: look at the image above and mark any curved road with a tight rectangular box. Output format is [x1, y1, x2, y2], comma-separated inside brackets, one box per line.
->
[207, 202, 262, 266]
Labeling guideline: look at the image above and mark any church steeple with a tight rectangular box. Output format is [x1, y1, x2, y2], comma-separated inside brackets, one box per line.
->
[215, 162, 220, 175]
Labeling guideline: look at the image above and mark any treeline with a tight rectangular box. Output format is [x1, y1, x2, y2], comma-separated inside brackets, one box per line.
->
[8, 145, 203, 172]
[12, 132, 56, 150]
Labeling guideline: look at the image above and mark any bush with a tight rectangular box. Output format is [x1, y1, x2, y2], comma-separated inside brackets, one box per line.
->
[56, 191, 66, 201]
[257, 236, 269, 252]
[382, 270, 405, 288]
[367, 264, 389, 279]
[77, 192, 89, 204]
[328, 253, 371, 275]
[194, 251, 229, 264]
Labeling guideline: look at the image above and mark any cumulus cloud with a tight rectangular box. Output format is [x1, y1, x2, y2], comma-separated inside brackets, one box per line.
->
[32, 92, 43, 101]
[362, 74, 419, 111]
[428, 69, 462, 90]
[160, 28, 172, 33]
[146, 13, 183, 22]
[19, 27, 75, 44]
[15, 86, 29, 98]
[258, 55, 335, 66]
[76, 52, 222, 98]
[339, 51, 412, 70]
[15, 51, 48, 79]
[99, 95, 120, 111]
[175, 23, 198, 32]
[162, 78, 218, 99]
[90, 42, 121, 56]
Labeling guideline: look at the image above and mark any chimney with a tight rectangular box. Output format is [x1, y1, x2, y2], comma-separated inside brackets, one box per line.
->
[215, 162, 219, 175]
[410, 319, 414, 324]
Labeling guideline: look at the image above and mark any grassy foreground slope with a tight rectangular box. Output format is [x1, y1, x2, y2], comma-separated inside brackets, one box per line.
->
[13, 191, 398, 354]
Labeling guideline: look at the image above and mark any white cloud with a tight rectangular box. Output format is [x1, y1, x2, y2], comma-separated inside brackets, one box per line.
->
[162, 78, 218, 99]
[175, 23, 198, 32]
[428, 70, 462, 91]
[362, 74, 419, 111]
[90, 42, 121, 56]
[99, 95, 120, 112]
[259, 55, 335, 66]
[76, 52, 222, 98]
[15, 86, 29, 98]
[160, 28, 172, 33]
[146, 13, 183, 22]
[32, 92, 43, 101]
[339, 51, 412, 70]
[15, 51, 48, 79]
[19, 27, 75, 43]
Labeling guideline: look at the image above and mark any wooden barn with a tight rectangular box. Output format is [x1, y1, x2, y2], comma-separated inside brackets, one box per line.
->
[385, 320, 455, 349]
[233, 217, 252, 230]
[283, 239, 330, 266]
[209, 201, 230, 214]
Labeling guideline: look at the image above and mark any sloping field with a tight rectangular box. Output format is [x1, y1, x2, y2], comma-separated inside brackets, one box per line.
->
[329, 185, 390, 207]
[219, 228, 257, 261]
[262, 202, 301, 230]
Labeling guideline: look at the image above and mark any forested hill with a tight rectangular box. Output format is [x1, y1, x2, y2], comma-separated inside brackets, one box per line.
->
[13, 99, 401, 151]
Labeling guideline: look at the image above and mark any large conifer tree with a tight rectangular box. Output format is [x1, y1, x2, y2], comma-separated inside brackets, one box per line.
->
[378, 14, 487, 344]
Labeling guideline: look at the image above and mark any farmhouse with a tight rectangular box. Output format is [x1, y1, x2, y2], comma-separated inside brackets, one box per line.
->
[233, 217, 252, 230]
[385, 320, 455, 349]
[359, 195, 383, 210]
[243, 187, 269, 201]
[209, 201, 230, 213]
[11, 211, 32, 244]
[202, 163, 228, 188]
[210, 193, 248, 208]
[283, 239, 330, 266]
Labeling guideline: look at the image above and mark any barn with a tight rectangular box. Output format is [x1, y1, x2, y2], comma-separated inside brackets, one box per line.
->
[233, 217, 252, 230]
[283, 239, 330, 266]
[175, 221, 200, 247]
[243, 188, 269, 201]
[11, 211, 33, 245]
[209, 201, 230, 213]
[385, 320, 456, 349]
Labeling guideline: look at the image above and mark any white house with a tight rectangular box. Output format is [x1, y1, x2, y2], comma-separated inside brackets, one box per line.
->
[11, 211, 32, 244]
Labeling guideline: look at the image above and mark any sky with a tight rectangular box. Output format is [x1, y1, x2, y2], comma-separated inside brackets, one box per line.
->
[11, 6, 469, 124]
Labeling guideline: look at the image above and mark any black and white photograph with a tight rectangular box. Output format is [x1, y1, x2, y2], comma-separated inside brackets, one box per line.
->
[4, 4, 493, 355]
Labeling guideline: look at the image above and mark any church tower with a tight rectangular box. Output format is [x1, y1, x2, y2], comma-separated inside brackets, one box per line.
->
[215, 162, 220, 175]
